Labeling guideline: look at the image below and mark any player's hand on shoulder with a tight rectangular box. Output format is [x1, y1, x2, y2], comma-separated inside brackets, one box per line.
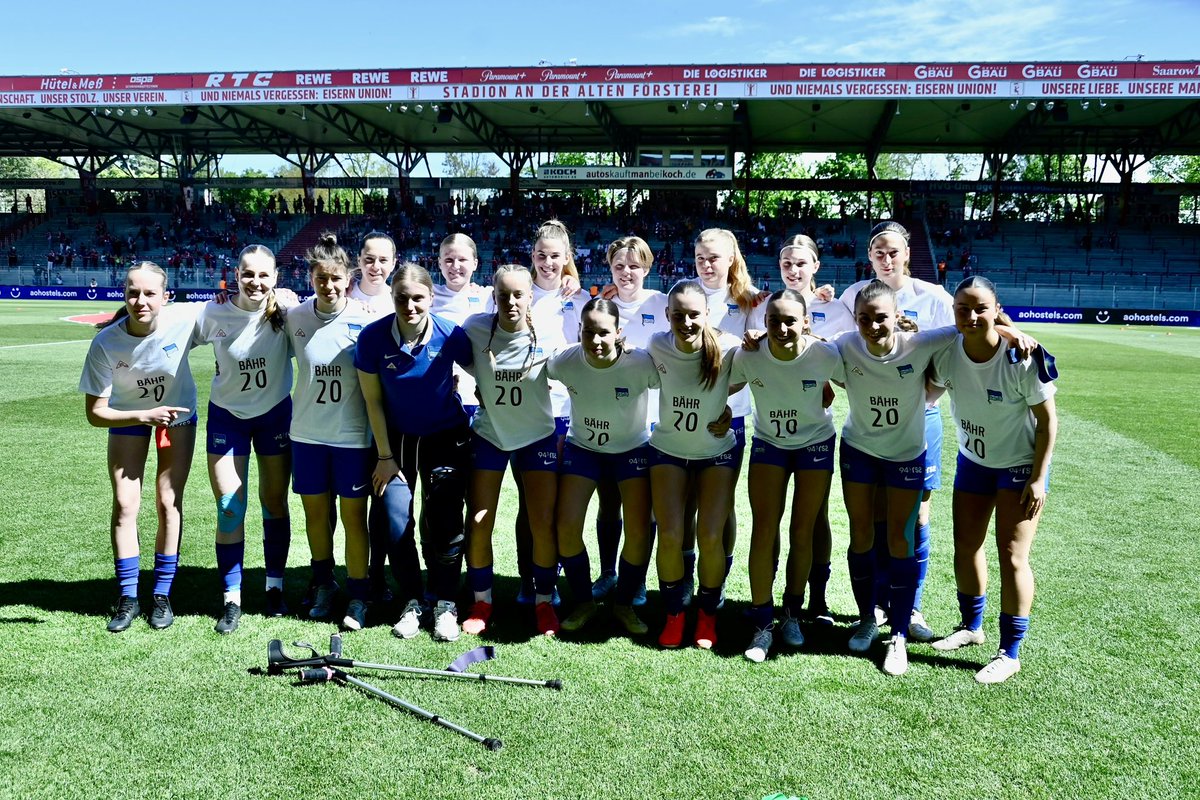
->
[742, 329, 766, 351]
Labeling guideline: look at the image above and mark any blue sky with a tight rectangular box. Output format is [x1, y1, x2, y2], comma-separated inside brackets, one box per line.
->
[6, 0, 1194, 73]
[4, 0, 1195, 175]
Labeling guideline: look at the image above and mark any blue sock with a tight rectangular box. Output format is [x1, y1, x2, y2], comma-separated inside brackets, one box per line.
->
[847, 549, 875, 620]
[467, 565, 494, 594]
[114, 556, 139, 598]
[872, 521, 889, 612]
[561, 550, 592, 603]
[749, 602, 773, 630]
[215, 541, 244, 594]
[999, 613, 1029, 659]
[807, 561, 831, 609]
[723, 554, 734, 579]
[262, 516, 290, 581]
[532, 563, 558, 597]
[311, 557, 335, 587]
[660, 578, 686, 614]
[682, 549, 697, 583]
[152, 553, 178, 596]
[912, 523, 931, 611]
[346, 577, 370, 602]
[614, 557, 648, 606]
[782, 591, 805, 618]
[958, 591, 987, 630]
[596, 515, 622, 576]
[888, 555, 920, 640]
[697, 584, 722, 613]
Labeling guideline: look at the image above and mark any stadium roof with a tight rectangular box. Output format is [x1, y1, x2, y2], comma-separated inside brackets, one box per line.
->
[1, 61, 1200, 167]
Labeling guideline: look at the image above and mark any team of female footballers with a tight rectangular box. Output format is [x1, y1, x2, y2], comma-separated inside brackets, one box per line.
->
[81, 219, 1056, 684]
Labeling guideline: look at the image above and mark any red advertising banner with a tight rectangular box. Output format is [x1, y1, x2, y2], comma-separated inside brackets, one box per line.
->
[0, 62, 1195, 107]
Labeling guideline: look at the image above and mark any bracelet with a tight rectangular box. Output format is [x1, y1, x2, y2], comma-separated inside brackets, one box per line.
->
[377, 454, 394, 460]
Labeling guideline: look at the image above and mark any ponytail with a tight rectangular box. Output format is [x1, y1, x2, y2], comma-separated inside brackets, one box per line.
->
[668, 279, 723, 390]
[533, 219, 579, 283]
[238, 244, 284, 332]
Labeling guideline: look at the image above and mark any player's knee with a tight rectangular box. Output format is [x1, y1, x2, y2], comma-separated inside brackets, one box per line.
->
[437, 532, 466, 564]
[260, 502, 288, 521]
[217, 492, 247, 534]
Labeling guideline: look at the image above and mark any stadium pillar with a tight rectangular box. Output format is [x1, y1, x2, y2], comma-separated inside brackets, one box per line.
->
[983, 152, 1013, 223]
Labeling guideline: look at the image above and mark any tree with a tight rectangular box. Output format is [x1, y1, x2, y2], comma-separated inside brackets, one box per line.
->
[728, 152, 812, 217]
[1150, 155, 1200, 223]
[213, 168, 276, 213]
[443, 152, 502, 204]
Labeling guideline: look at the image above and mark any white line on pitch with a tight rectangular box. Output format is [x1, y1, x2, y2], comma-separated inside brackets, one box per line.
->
[0, 339, 90, 350]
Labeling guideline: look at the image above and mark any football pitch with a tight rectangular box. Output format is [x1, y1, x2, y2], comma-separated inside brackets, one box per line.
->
[1, 300, 1197, 800]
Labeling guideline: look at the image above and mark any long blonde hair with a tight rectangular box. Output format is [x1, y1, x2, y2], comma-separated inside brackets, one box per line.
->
[696, 228, 755, 315]
[533, 219, 580, 283]
[486, 264, 538, 377]
[667, 280, 723, 391]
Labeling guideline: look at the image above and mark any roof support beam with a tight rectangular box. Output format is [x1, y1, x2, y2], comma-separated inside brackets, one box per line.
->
[585, 102, 634, 165]
[866, 100, 899, 178]
[445, 103, 530, 171]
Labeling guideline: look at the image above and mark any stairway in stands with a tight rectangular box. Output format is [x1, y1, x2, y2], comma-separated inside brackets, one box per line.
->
[905, 218, 938, 283]
[275, 214, 338, 265]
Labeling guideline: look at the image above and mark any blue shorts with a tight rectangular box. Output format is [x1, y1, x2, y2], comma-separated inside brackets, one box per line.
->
[206, 397, 291, 457]
[473, 432, 560, 473]
[561, 441, 652, 483]
[650, 445, 738, 472]
[555, 416, 570, 438]
[291, 441, 372, 498]
[749, 435, 835, 472]
[110, 413, 198, 438]
[839, 441, 926, 490]
[730, 415, 747, 469]
[923, 405, 943, 491]
[954, 452, 1050, 495]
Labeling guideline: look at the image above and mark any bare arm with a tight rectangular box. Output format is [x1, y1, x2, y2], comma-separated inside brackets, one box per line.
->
[84, 394, 189, 428]
[1022, 397, 1058, 519]
[357, 369, 403, 496]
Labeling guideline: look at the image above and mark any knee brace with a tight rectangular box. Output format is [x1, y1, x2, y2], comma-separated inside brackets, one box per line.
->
[217, 492, 247, 534]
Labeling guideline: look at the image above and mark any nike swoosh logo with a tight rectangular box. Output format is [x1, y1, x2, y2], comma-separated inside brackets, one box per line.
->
[352, 483, 369, 492]
[541, 460, 555, 466]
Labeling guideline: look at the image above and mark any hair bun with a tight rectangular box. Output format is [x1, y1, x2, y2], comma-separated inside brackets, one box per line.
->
[318, 232, 339, 247]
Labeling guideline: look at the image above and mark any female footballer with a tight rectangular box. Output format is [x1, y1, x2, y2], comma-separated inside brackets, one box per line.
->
[839, 221, 955, 642]
[80, 261, 199, 632]
[929, 276, 1057, 684]
[749, 234, 855, 624]
[547, 297, 660, 636]
[286, 233, 376, 631]
[648, 280, 742, 650]
[192, 244, 293, 633]
[460, 265, 561, 637]
[355, 263, 474, 642]
[733, 289, 844, 662]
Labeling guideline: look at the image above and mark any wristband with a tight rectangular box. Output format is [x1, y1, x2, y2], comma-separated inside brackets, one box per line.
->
[378, 454, 394, 461]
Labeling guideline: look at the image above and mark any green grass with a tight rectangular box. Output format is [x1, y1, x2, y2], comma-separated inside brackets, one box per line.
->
[1, 302, 1198, 799]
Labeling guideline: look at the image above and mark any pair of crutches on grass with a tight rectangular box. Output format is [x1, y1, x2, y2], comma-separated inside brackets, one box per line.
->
[267, 634, 562, 751]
